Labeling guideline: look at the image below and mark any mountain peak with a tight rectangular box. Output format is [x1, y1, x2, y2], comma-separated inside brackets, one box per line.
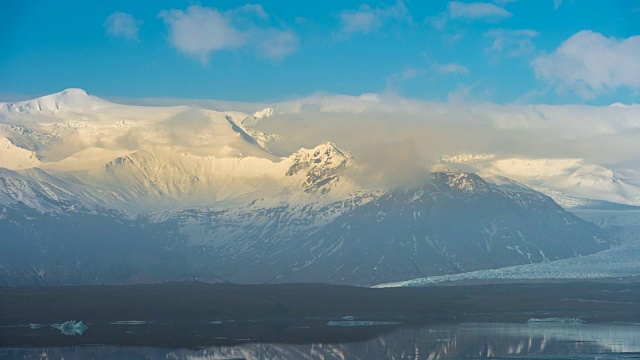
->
[3, 88, 107, 114]
[288, 142, 351, 169]
[252, 107, 275, 119]
[434, 171, 490, 195]
[285, 142, 352, 194]
[59, 88, 89, 97]
[318, 142, 349, 157]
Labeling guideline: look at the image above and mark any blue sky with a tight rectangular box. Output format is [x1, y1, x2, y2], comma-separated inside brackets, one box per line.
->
[1, 0, 638, 104]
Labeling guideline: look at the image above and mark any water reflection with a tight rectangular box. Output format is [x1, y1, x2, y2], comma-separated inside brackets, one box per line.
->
[5, 323, 640, 359]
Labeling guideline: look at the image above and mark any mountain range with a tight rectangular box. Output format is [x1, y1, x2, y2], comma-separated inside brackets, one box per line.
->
[0, 89, 631, 286]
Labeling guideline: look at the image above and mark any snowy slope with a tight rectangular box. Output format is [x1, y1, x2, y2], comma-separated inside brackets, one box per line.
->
[437, 155, 640, 207]
[1, 88, 109, 115]
[0, 136, 42, 170]
[0, 90, 370, 215]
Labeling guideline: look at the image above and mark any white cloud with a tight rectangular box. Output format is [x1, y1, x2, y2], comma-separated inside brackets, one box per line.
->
[337, 0, 409, 37]
[485, 29, 539, 58]
[256, 29, 299, 59]
[447, 1, 512, 20]
[386, 61, 468, 90]
[159, 5, 298, 64]
[447, 84, 476, 103]
[104, 12, 142, 40]
[532, 30, 640, 99]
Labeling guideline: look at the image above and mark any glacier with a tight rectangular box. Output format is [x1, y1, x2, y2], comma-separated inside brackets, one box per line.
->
[374, 245, 640, 288]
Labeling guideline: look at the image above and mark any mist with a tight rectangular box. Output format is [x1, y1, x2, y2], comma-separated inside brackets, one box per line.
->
[246, 94, 640, 187]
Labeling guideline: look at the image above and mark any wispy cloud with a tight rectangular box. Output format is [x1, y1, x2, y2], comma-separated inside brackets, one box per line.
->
[485, 29, 539, 59]
[386, 61, 468, 91]
[337, 0, 409, 38]
[429, 1, 512, 31]
[447, 84, 478, 103]
[447, 1, 512, 20]
[554, 0, 563, 10]
[104, 12, 142, 40]
[436, 62, 470, 75]
[532, 30, 640, 99]
[386, 67, 425, 86]
[159, 5, 298, 64]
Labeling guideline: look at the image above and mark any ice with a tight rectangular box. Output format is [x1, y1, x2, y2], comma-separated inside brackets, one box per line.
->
[327, 320, 400, 327]
[51, 320, 87, 336]
[528, 317, 585, 324]
[110, 320, 148, 325]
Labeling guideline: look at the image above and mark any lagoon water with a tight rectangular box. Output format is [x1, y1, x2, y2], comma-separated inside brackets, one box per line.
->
[3, 322, 640, 359]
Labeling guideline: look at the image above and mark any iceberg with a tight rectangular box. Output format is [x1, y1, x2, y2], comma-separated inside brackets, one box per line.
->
[51, 320, 88, 335]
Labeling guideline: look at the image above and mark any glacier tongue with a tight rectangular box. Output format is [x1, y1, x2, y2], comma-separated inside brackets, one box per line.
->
[373, 245, 640, 288]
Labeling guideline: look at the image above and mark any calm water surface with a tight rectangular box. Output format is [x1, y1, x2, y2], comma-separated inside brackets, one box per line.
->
[3, 322, 640, 359]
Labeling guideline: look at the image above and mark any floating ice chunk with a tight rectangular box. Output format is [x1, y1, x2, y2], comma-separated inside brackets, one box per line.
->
[110, 320, 148, 325]
[527, 317, 585, 324]
[327, 320, 400, 327]
[29, 323, 42, 329]
[51, 320, 87, 335]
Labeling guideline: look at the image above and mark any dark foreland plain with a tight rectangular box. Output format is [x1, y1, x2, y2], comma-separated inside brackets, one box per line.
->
[2, 281, 640, 349]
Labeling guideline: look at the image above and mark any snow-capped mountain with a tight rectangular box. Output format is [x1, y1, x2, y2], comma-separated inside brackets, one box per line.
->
[0, 89, 367, 214]
[0, 90, 617, 286]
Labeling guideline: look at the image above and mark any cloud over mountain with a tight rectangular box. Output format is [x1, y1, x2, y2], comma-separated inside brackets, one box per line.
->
[255, 93, 640, 174]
